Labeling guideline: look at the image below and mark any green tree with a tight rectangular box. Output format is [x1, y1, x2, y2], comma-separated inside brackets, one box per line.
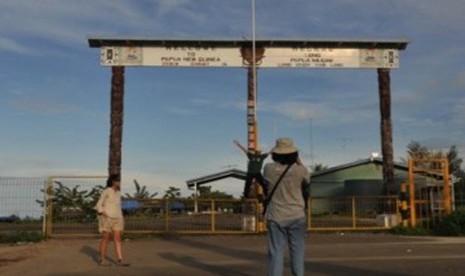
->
[406, 141, 431, 160]
[124, 179, 158, 200]
[310, 163, 328, 175]
[163, 186, 182, 199]
[405, 141, 464, 176]
[36, 182, 104, 221]
[196, 186, 234, 199]
[447, 145, 464, 178]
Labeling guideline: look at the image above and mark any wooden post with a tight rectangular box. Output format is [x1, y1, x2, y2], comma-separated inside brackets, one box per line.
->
[247, 65, 258, 152]
[242, 46, 266, 231]
[378, 68, 395, 196]
[408, 159, 417, 227]
[352, 196, 357, 229]
[443, 159, 452, 215]
[45, 177, 54, 238]
[165, 200, 170, 232]
[211, 200, 216, 232]
[241, 46, 264, 153]
[108, 66, 125, 180]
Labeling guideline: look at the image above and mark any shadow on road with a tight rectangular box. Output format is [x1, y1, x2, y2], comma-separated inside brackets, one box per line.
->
[306, 261, 408, 276]
[159, 252, 253, 276]
[79, 245, 100, 264]
[162, 237, 408, 276]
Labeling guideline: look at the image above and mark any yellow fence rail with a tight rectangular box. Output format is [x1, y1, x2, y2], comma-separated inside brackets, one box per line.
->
[308, 196, 400, 231]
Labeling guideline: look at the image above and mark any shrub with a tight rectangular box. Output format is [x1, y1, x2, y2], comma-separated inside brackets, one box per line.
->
[432, 211, 465, 236]
[390, 226, 430, 236]
[0, 231, 43, 244]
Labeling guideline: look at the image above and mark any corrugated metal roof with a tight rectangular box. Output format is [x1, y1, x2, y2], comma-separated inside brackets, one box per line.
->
[186, 169, 247, 188]
[312, 158, 443, 180]
[88, 36, 409, 50]
[311, 158, 409, 178]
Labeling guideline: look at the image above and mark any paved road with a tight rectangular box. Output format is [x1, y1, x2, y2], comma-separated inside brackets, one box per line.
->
[1, 233, 464, 275]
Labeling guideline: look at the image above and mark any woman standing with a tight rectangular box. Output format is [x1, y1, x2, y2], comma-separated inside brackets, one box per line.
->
[264, 138, 310, 276]
[95, 175, 129, 266]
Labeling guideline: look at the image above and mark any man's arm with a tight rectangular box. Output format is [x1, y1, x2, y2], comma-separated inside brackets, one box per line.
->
[233, 140, 248, 155]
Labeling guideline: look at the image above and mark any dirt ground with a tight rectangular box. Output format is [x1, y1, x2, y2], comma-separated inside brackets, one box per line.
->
[1, 233, 465, 275]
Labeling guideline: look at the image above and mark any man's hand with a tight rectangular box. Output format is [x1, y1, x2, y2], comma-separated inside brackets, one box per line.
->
[233, 140, 248, 155]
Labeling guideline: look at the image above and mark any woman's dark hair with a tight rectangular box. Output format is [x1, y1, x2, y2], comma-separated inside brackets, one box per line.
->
[272, 152, 299, 165]
[106, 174, 120, 188]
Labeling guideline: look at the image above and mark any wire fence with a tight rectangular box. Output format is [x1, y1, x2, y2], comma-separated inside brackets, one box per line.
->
[50, 197, 259, 236]
[454, 181, 465, 211]
[0, 177, 45, 235]
[0, 176, 429, 237]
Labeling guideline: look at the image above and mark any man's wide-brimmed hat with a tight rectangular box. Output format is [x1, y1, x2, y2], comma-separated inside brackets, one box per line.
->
[271, 138, 298, 154]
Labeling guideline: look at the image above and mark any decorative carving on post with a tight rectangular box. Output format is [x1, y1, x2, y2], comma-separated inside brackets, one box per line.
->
[109, 66, 125, 180]
[378, 68, 395, 195]
[241, 46, 265, 152]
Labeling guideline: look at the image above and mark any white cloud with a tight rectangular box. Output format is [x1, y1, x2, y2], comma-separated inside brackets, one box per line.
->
[191, 98, 214, 106]
[166, 106, 197, 115]
[9, 99, 84, 115]
[0, 37, 36, 55]
[452, 98, 465, 125]
[264, 99, 375, 126]
[419, 137, 465, 150]
[454, 71, 465, 90]
[0, 0, 162, 51]
[157, 0, 191, 16]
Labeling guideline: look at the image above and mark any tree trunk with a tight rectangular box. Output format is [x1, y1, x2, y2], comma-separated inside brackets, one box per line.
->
[378, 68, 395, 195]
[108, 66, 125, 180]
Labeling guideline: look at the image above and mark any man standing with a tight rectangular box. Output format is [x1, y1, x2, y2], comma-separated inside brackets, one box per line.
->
[263, 138, 310, 276]
[233, 139, 269, 198]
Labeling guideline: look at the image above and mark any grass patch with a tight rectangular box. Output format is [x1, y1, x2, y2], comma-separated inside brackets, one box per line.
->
[122, 232, 181, 241]
[390, 211, 465, 236]
[390, 226, 430, 236]
[0, 231, 44, 244]
[432, 211, 465, 236]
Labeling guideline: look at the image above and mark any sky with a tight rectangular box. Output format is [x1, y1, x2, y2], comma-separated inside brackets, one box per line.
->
[1, 0, 465, 197]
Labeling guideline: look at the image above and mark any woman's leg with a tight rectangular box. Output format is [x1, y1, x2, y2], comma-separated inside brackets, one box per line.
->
[243, 174, 254, 198]
[99, 231, 111, 263]
[113, 230, 123, 261]
[267, 220, 287, 276]
[286, 218, 307, 276]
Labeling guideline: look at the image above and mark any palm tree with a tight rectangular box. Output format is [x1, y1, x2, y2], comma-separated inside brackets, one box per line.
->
[378, 68, 394, 195]
[163, 186, 182, 199]
[124, 179, 158, 199]
[108, 66, 125, 179]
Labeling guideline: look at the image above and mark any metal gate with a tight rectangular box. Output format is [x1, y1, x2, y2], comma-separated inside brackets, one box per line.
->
[408, 158, 452, 227]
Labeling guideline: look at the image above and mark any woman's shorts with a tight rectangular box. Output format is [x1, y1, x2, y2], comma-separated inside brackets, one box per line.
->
[98, 216, 124, 233]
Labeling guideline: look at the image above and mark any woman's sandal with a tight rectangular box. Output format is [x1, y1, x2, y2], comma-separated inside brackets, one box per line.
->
[117, 259, 131, 267]
[98, 259, 111, 266]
